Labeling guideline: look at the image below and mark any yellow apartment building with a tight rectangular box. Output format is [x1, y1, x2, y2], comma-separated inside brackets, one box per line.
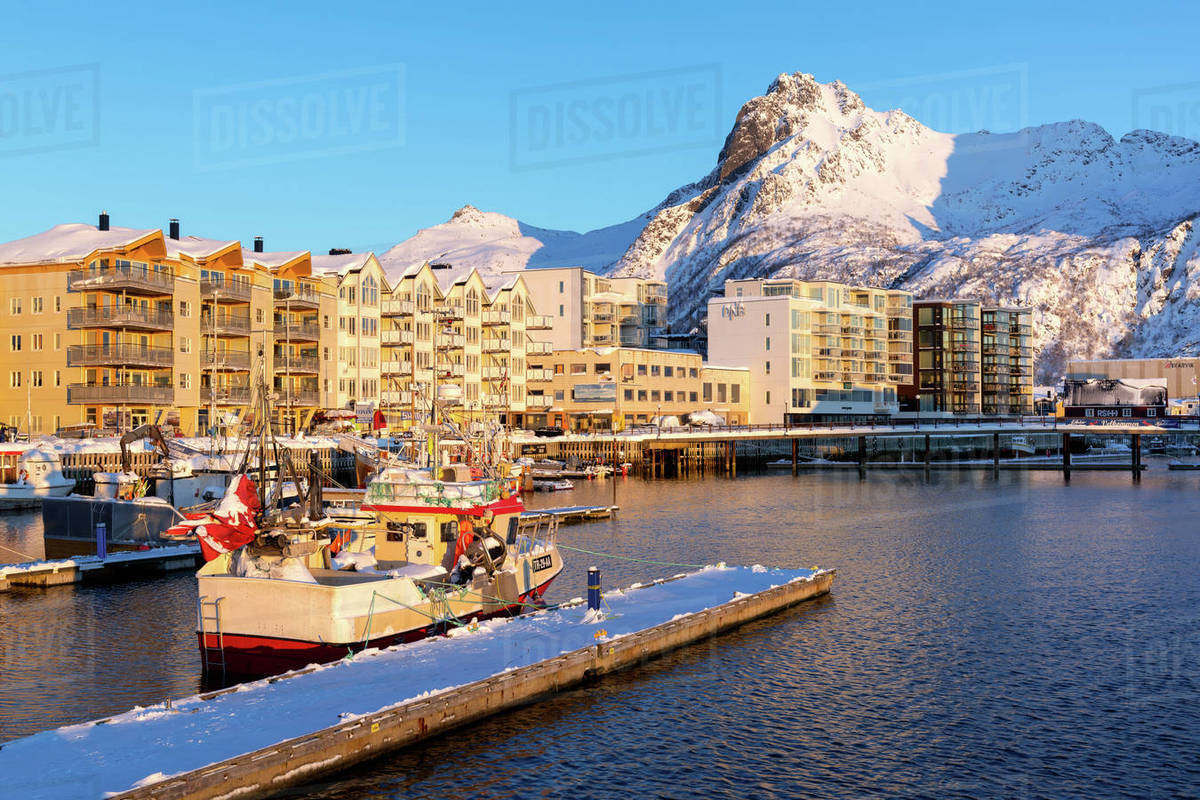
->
[0, 215, 339, 436]
[314, 252, 386, 413]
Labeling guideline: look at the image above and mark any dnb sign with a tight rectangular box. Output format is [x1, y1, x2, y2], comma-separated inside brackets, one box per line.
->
[719, 303, 745, 321]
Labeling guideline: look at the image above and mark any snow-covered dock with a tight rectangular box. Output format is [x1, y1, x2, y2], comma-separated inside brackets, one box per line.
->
[0, 565, 834, 800]
[0, 544, 200, 592]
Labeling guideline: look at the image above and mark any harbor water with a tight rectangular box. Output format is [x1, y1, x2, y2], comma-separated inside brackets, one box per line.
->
[2, 466, 1199, 797]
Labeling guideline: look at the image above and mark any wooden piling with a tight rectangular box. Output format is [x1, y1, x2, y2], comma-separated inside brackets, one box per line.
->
[1062, 432, 1072, 480]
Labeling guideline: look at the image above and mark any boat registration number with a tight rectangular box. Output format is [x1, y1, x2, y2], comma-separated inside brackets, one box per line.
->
[532, 554, 554, 572]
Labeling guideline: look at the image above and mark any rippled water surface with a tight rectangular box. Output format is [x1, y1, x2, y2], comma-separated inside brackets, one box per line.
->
[3, 467, 1200, 797]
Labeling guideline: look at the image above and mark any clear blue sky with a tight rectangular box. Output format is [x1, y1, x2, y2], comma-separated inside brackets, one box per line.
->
[1, 0, 1197, 254]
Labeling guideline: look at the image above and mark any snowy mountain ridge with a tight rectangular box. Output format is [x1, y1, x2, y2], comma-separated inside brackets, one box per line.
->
[378, 72, 1200, 380]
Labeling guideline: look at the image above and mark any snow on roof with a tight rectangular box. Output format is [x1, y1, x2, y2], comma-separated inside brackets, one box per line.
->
[311, 252, 373, 277]
[242, 249, 309, 269]
[0, 224, 160, 266]
[164, 235, 240, 261]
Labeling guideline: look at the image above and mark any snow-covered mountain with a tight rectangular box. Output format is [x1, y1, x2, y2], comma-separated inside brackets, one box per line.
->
[379, 72, 1200, 381]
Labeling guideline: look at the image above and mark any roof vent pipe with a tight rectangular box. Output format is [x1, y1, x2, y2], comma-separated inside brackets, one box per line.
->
[168, 218, 180, 240]
[253, 236, 264, 253]
[98, 211, 110, 231]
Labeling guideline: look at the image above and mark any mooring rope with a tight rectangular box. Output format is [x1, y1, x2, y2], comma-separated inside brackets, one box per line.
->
[555, 543, 707, 570]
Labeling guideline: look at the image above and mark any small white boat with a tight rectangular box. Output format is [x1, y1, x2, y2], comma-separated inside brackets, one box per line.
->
[0, 449, 76, 508]
[1008, 436, 1036, 457]
[534, 478, 574, 492]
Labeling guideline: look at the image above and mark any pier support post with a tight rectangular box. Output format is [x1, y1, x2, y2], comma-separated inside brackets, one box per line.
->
[95, 522, 107, 561]
[791, 438, 798, 476]
[1062, 432, 1072, 481]
[993, 432, 1001, 475]
[1132, 433, 1141, 481]
[857, 436, 867, 478]
[923, 434, 931, 475]
[730, 441, 737, 478]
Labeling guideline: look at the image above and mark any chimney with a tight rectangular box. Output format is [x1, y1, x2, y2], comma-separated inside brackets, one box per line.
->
[168, 218, 180, 240]
[98, 211, 110, 231]
[253, 236, 264, 253]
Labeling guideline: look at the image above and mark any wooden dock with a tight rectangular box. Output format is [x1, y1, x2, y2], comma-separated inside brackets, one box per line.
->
[521, 504, 618, 525]
[107, 568, 833, 800]
[0, 545, 201, 592]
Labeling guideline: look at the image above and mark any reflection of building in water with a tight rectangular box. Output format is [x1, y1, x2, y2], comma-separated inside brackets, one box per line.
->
[1067, 357, 1200, 404]
[1062, 377, 1168, 419]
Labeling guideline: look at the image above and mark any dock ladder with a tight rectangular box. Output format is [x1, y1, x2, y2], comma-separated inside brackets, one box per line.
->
[197, 595, 226, 677]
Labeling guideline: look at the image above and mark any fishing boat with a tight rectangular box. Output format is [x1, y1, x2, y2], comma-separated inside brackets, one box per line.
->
[186, 375, 563, 678]
[0, 448, 76, 509]
[1008, 436, 1036, 457]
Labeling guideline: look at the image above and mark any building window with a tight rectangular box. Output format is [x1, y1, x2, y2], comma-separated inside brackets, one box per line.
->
[54, 370, 61, 387]
[765, 313, 770, 326]
[651, 365, 660, 376]
[689, 391, 698, 402]
[732, 385, 740, 403]
[10, 335, 20, 351]
[638, 364, 647, 376]
[559, 304, 564, 317]
[31, 334, 43, 351]
[571, 363, 586, 375]
[765, 337, 770, 351]
[257, 309, 266, 324]
[53, 333, 62, 350]
[638, 390, 647, 401]
[624, 389, 633, 400]
[664, 366, 673, 377]
[31, 370, 42, 387]
[703, 382, 712, 402]
[665, 391, 674, 401]
[180, 337, 191, 353]
[651, 390, 660, 401]
[765, 390, 771, 405]
[554, 390, 565, 400]
[765, 361, 770, 375]
[54, 297, 61, 313]
[32, 297, 43, 314]
[9, 371, 20, 388]
[179, 301, 190, 317]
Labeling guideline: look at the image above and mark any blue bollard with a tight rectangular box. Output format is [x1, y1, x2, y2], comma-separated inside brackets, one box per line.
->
[95, 522, 107, 561]
[587, 566, 601, 611]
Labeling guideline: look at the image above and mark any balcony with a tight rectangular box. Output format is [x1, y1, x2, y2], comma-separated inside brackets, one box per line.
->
[274, 320, 321, 342]
[482, 338, 510, 353]
[201, 385, 251, 405]
[482, 310, 511, 326]
[481, 366, 508, 380]
[67, 344, 173, 368]
[817, 348, 842, 358]
[381, 390, 413, 406]
[482, 393, 507, 408]
[67, 383, 174, 405]
[67, 265, 174, 295]
[274, 284, 321, 309]
[887, 374, 907, 383]
[200, 280, 253, 303]
[526, 395, 553, 408]
[381, 299, 415, 316]
[813, 371, 838, 381]
[949, 316, 978, 330]
[201, 350, 251, 370]
[526, 340, 552, 355]
[440, 303, 465, 320]
[526, 368, 554, 382]
[526, 314, 553, 330]
[276, 354, 320, 374]
[435, 333, 465, 349]
[438, 363, 466, 378]
[590, 334, 615, 345]
[888, 330, 913, 341]
[68, 306, 174, 332]
[381, 360, 413, 376]
[841, 326, 865, 336]
[381, 328, 414, 345]
[202, 311, 251, 336]
[278, 390, 320, 406]
[815, 324, 842, 335]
